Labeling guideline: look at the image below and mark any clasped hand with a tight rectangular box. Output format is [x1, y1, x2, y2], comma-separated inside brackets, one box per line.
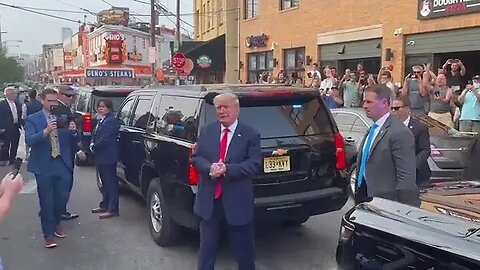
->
[209, 161, 226, 179]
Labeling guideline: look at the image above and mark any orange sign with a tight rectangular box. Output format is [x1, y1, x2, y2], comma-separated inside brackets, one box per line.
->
[103, 31, 127, 64]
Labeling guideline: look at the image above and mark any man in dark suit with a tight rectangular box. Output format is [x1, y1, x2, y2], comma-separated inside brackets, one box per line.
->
[391, 95, 432, 187]
[192, 93, 262, 270]
[356, 84, 419, 206]
[0, 87, 24, 164]
[26, 89, 43, 116]
[25, 89, 79, 248]
[55, 84, 80, 220]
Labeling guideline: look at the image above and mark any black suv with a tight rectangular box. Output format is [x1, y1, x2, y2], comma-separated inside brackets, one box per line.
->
[110, 84, 349, 246]
[73, 85, 141, 165]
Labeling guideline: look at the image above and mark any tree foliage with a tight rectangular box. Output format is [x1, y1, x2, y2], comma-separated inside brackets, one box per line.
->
[0, 50, 24, 84]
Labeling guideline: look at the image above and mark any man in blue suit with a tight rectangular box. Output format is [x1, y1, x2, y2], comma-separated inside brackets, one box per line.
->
[192, 93, 262, 270]
[25, 89, 78, 248]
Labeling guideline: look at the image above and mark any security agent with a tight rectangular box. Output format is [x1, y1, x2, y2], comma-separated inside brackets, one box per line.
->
[54, 84, 80, 220]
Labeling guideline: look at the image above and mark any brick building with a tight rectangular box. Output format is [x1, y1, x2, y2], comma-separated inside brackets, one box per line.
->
[193, 0, 239, 83]
[240, 0, 480, 84]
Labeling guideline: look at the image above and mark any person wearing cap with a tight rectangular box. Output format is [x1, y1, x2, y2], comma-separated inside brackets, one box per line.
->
[324, 85, 344, 109]
[458, 75, 480, 133]
[56, 84, 80, 220]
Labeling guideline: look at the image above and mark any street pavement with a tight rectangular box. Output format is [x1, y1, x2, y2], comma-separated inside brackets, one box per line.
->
[0, 139, 353, 270]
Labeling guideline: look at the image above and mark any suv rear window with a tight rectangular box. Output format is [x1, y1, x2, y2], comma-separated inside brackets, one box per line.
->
[92, 95, 127, 113]
[204, 94, 333, 138]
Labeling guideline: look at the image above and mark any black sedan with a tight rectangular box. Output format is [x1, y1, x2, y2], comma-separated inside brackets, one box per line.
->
[331, 108, 478, 195]
[336, 180, 480, 269]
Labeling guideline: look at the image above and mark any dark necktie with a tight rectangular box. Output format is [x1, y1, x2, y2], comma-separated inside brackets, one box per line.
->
[214, 128, 229, 199]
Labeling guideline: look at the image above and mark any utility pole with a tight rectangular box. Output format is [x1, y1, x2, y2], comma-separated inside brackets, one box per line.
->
[150, 0, 157, 83]
[175, 0, 181, 85]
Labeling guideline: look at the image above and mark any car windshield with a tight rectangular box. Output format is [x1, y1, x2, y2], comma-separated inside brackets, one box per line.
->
[204, 95, 333, 139]
[92, 95, 126, 113]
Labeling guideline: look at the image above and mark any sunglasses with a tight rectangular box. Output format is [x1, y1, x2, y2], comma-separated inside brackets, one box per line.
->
[390, 106, 403, 111]
[62, 93, 75, 98]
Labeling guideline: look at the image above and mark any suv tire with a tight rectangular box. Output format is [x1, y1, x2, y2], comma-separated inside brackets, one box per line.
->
[147, 177, 180, 246]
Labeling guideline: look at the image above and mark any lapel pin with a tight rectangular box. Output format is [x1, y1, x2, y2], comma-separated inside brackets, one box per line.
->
[409, 126, 413, 129]
[238, 134, 242, 137]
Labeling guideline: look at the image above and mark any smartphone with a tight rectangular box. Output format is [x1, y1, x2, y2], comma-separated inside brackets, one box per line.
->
[11, 157, 23, 178]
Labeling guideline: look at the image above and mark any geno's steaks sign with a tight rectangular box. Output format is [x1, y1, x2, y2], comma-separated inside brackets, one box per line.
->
[418, 0, 480, 19]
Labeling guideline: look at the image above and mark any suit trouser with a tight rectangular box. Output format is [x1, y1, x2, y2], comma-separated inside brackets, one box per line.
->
[61, 173, 74, 215]
[35, 172, 70, 238]
[198, 200, 255, 270]
[97, 163, 119, 213]
[3, 127, 20, 162]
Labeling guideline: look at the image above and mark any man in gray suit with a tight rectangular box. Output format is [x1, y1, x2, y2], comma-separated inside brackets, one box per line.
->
[355, 84, 420, 206]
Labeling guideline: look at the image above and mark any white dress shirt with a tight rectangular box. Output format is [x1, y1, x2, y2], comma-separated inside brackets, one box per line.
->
[220, 119, 238, 156]
[363, 112, 390, 154]
[403, 116, 411, 127]
[8, 100, 18, 124]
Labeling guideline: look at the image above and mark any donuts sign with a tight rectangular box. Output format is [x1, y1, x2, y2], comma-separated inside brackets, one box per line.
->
[103, 31, 127, 64]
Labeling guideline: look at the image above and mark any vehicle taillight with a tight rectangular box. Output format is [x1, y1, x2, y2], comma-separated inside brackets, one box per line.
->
[431, 143, 443, 157]
[83, 113, 92, 132]
[188, 146, 199, 185]
[334, 133, 347, 170]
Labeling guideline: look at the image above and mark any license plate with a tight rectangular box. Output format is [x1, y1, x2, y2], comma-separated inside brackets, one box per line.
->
[263, 156, 290, 173]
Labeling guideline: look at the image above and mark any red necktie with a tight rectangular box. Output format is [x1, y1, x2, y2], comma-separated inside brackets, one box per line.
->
[214, 128, 229, 199]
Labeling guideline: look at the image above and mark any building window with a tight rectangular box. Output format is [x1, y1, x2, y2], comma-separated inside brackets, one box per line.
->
[195, 9, 200, 37]
[281, 0, 299, 10]
[247, 51, 274, 83]
[218, 2, 224, 25]
[245, 0, 259, 19]
[202, 3, 207, 33]
[283, 47, 305, 83]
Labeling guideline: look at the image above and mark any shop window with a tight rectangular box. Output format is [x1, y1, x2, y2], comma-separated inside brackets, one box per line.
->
[245, 0, 259, 19]
[281, 0, 299, 10]
[283, 47, 305, 83]
[247, 51, 274, 83]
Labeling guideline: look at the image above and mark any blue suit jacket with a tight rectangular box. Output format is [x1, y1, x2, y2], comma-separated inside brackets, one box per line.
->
[25, 111, 76, 177]
[92, 113, 119, 165]
[191, 121, 262, 226]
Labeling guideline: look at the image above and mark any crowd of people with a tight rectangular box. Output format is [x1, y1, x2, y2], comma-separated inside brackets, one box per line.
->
[257, 59, 480, 133]
[0, 84, 120, 250]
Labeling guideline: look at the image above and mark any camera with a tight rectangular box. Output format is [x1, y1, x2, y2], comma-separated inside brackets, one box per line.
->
[50, 105, 74, 129]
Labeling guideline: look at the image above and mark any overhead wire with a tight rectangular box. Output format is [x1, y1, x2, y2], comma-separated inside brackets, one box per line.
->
[0, 2, 87, 24]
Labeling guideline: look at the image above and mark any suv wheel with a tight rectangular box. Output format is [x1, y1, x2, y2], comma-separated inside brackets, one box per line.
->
[348, 164, 357, 197]
[147, 178, 180, 246]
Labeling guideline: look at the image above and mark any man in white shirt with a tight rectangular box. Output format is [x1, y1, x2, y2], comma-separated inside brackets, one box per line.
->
[0, 87, 23, 164]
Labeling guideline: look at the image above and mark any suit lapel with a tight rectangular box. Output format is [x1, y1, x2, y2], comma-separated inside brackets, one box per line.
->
[369, 116, 391, 155]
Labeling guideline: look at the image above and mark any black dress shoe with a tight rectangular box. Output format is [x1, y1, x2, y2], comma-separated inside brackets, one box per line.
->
[61, 212, 79, 220]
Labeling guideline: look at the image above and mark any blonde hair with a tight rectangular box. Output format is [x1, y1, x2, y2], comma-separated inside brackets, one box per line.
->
[213, 93, 240, 106]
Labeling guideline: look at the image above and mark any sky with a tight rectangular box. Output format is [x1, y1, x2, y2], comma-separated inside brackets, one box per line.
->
[0, 0, 194, 55]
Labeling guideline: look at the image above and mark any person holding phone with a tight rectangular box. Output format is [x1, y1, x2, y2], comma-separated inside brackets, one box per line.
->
[401, 65, 429, 115]
[426, 74, 453, 127]
[443, 58, 467, 116]
[25, 89, 78, 249]
[458, 75, 480, 133]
